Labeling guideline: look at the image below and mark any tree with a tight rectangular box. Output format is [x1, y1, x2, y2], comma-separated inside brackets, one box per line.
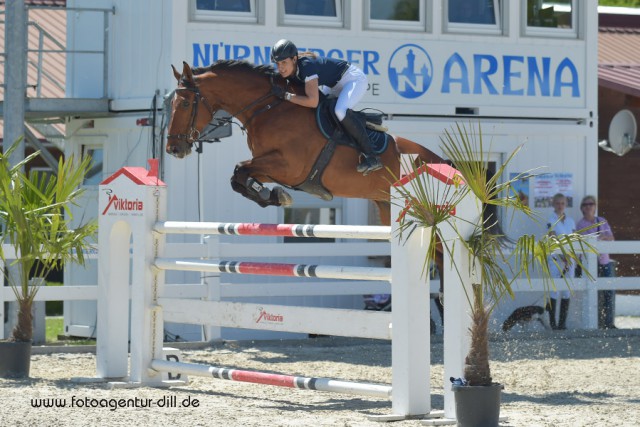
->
[0, 139, 97, 342]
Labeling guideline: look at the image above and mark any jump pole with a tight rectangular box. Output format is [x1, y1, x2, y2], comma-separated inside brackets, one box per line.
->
[150, 359, 392, 399]
[96, 159, 472, 420]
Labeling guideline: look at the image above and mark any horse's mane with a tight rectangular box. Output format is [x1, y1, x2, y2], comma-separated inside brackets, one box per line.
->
[192, 60, 275, 78]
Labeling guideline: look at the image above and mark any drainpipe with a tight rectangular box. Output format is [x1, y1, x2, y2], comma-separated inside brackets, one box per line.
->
[3, 0, 27, 166]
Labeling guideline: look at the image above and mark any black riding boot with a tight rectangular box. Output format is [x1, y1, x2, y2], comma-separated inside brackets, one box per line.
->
[341, 110, 383, 175]
[558, 298, 570, 330]
[547, 298, 558, 330]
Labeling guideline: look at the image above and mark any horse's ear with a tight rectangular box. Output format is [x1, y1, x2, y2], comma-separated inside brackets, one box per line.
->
[182, 61, 194, 82]
[171, 64, 181, 82]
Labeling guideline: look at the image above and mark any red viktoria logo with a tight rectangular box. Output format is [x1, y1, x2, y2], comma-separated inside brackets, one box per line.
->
[102, 193, 144, 215]
[255, 307, 284, 324]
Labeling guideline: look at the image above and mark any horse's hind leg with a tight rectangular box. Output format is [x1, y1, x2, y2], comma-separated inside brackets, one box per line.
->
[231, 161, 293, 208]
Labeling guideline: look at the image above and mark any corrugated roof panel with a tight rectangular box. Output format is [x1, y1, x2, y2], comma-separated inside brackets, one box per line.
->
[0, 7, 66, 100]
[598, 25, 640, 98]
[599, 65, 640, 97]
[599, 28, 640, 65]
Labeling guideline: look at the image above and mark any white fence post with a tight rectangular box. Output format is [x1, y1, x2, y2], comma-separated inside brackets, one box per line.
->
[389, 219, 432, 417]
[394, 158, 480, 420]
[96, 160, 166, 383]
[203, 234, 222, 341]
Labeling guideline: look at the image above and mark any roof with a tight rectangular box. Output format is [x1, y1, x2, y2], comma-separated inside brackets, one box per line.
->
[0, 1, 66, 7]
[598, 14, 640, 97]
[0, 3, 66, 139]
[0, 4, 67, 100]
[100, 159, 166, 186]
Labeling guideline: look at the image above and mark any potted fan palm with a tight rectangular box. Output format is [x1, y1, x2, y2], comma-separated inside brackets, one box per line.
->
[0, 139, 97, 378]
[393, 123, 594, 426]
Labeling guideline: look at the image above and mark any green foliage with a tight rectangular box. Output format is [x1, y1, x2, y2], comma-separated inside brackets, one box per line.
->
[599, 0, 640, 7]
[392, 122, 598, 385]
[0, 139, 97, 342]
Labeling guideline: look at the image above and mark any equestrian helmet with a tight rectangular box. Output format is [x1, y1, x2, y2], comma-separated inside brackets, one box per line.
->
[271, 39, 298, 62]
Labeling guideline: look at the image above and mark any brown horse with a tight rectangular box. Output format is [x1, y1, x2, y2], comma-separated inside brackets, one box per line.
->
[166, 60, 445, 226]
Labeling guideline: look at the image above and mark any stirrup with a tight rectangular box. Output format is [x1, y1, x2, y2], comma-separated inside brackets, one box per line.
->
[357, 155, 383, 175]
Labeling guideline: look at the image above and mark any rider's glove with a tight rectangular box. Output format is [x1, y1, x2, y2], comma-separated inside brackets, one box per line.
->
[271, 85, 286, 99]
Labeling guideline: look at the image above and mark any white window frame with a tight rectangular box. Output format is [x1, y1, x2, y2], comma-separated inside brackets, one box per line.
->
[364, 0, 427, 32]
[522, 0, 578, 39]
[279, 0, 344, 28]
[444, 0, 503, 36]
[191, 0, 259, 24]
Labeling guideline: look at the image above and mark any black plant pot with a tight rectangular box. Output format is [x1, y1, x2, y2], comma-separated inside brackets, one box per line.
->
[0, 340, 32, 378]
[452, 383, 503, 427]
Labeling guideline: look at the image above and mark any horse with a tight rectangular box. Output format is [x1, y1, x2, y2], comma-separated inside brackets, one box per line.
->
[166, 60, 446, 320]
[166, 60, 446, 226]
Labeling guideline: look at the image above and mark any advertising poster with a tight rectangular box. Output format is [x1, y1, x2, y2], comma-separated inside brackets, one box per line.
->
[510, 173, 530, 207]
[533, 173, 574, 207]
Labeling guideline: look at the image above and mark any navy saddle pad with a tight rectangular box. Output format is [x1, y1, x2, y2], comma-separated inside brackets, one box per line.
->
[315, 98, 388, 155]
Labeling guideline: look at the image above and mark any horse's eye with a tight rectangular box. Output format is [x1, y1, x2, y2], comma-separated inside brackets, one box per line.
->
[181, 100, 190, 108]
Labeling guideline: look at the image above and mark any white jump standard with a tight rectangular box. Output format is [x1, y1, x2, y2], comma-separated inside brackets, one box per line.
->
[96, 159, 475, 421]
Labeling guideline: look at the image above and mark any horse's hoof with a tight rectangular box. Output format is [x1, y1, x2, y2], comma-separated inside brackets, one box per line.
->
[274, 186, 292, 206]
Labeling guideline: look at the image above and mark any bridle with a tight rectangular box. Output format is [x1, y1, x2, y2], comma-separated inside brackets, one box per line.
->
[167, 76, 284, 148]
[166, 81, 217, 144]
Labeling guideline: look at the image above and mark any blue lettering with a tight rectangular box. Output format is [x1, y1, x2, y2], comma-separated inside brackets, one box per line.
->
[441, 52, 579, 98]
[233, 45, 251, 60]
[326, 49, 344, 59]
[212, 43, 220, 62]
[307, 48, 326, 57]
[346, 50, 361, 67]
[442, 53, 469, 94]
[193, 44, 210, 67]
[363, 50, 379, 75]
[473, 54, 498, 95]
[554, 57, 580, 97]
[503, 55, 524, 96]
[527, 57, 551, 96]
[254, 46, 271, 65]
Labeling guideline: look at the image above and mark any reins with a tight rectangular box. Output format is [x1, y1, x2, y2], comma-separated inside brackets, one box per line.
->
[167, 74, 284, 148]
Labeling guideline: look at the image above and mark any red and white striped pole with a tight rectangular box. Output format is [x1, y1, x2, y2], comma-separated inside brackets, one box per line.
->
[155, 221, 391, 240]
[151, 359, 392, 399]
[154, 258, 391, 282]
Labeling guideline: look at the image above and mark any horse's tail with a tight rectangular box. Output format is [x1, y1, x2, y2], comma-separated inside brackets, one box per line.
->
[391, 135, 446, 166]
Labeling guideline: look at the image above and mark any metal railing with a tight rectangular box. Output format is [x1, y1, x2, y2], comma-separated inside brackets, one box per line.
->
[0, 5, 115, 99]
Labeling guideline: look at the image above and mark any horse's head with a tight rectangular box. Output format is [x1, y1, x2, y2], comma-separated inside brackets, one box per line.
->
[166, 62, 215, 158]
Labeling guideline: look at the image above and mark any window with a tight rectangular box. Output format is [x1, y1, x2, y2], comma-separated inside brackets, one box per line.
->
[366, 0, 426, 31]
[524, 0, 576, 37]
[82, 146, 104, 186]
[445, 0, 502, 35]
[193, 0, 258, 23]
[196, 0, 251, 12]
[280, 0, 343, 27]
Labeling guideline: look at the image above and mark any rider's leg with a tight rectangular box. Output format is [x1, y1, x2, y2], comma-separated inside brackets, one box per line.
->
[340, 110, 383, 175]
[334, 69, 382, 175]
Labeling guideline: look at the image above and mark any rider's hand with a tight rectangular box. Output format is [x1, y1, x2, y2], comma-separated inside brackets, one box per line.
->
[271, 85, 286, 99]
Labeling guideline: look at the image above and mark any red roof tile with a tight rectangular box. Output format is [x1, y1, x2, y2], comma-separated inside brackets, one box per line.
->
[599, 24, 640, 97]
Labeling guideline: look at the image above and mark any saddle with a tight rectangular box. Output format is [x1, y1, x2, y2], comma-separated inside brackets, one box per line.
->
[316, 98, 388, 154]
[292, 98, 389, 201]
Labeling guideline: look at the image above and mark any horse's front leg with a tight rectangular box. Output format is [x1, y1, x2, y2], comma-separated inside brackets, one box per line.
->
[230, 156, 293, 208]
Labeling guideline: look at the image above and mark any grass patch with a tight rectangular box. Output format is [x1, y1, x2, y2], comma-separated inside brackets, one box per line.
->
[45, 316, 95, 345]
[46, 316, 64, 342]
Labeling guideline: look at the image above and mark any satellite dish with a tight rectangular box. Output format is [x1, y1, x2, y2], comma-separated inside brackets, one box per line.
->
[599, 109, 637, 156]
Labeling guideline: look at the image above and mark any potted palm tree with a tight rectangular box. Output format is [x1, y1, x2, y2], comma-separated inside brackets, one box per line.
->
[0, 139, 97, 378]
[393, 123, 594, 426]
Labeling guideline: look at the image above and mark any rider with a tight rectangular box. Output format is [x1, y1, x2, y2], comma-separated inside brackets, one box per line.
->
[270, 39, 383, 176]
